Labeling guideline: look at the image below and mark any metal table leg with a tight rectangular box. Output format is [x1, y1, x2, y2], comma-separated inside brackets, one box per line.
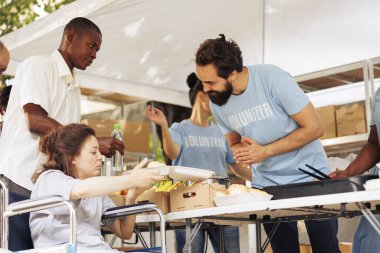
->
[356, 202, 380, 235]
[185, 218, 192, 253]
[183, 218, 205, 253]
[256, 220, 261, 253]
[219, 225, 225, 253]
[149, 222, 156, 248]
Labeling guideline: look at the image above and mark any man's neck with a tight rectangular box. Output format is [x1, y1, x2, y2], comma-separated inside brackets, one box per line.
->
[232, 67, 249, 95]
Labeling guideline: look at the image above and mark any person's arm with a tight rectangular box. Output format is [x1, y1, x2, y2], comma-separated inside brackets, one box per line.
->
[109, 189, 142, 239]
[331, 126, 380, 178]
[225, 131, 243, 153]
[234, 102, 323, 165]
[146, 105, 180, 160]
[228, 163, 252, 181]
[70, 159, 163, 200]
[97, 137, 125, 158]
[23, 103, 61, 135]
[24, 103, 125, 157]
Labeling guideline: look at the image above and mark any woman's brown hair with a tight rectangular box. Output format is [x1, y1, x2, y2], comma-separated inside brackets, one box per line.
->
[31, 123, 96, 183]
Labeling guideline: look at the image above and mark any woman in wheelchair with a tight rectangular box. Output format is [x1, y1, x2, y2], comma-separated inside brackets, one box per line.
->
[29, 123, 164, 252]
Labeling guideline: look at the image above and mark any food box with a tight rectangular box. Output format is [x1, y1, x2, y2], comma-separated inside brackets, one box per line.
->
[170, 181, 227, 212]
[336, 103, 367, 137]
[136, 188, 170, 214]
[81, 119, 150, 153]
[316, 105, 337, 139]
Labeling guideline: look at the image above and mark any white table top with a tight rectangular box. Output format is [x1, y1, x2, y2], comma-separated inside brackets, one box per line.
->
[136, 189, 380, 224]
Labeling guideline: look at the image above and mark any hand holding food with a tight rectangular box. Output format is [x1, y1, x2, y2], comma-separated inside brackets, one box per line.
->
[128, 159, 164, 189]
[147, 160, 166, 168]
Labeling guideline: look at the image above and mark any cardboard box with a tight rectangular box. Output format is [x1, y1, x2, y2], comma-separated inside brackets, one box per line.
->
[170, 182, 227, 212]
[336, 103, 367, 137]
[81, 119, 150, 153]
[136, 188, 170, 214]
[317, 105, 337, 139]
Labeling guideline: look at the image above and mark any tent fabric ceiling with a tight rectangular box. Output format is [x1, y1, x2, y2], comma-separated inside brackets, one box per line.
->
[2, 0, 263, 107]
[3, 0, 380, 107]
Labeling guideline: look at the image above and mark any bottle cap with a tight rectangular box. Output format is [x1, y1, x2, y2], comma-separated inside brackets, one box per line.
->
[114, 123, 120, 130]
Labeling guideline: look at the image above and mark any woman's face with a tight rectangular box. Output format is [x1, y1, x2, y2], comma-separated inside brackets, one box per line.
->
[72, 135, 102, 179]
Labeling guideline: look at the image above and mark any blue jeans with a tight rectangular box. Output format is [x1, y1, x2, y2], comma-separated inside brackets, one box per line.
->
[175, 226, 240, 253]
[353, 215, 380, 253]
[8, 191, 33, 251]
[263, 219, 340, 253]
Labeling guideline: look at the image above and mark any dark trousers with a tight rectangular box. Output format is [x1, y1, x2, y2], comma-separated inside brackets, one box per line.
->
[263, 219, 341, 253]
[0, 175, 33, 251]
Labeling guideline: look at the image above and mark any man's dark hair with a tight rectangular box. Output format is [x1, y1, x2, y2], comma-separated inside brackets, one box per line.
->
[196, 34, 243, 79]
[64, 17, 102, 36]
[187, 72, 203, 107]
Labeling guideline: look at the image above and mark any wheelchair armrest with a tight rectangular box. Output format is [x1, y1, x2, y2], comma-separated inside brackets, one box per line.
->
[7, 195, 65, 213]
[102, 202, 166, 252]
[2, 195, 77, 250]
[102, 202, 158, 219]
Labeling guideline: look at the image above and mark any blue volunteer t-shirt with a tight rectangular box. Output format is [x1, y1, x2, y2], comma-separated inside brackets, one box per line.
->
[169, 119, 235, 177]
[210, 64, 329, 188]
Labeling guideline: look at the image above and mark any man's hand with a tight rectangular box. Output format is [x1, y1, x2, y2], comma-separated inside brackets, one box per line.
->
[97, 136, 125, 158]
[329, 169, 351, 179]
[233, 137, 268, 165]
[146, 105, 168, 128]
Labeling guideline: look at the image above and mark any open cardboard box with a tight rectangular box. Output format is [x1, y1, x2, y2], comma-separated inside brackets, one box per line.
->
[336, 103, 367, 137]
[136, 188, 170, 214]
[170, 181, 227, 212]
[81, 119, 150, 153]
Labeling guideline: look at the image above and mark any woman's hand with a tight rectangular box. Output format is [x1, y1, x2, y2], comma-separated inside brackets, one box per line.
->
[146, 105, 168, 128]
[126, 158, 164, 193]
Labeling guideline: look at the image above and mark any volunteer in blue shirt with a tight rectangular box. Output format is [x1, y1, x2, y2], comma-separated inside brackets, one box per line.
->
[147, 72, 251, 253]
[195, 34, 340, 253]
[331, 87, 380, 253]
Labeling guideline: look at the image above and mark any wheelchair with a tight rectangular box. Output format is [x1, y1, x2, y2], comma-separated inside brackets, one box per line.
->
[0, 178, 167, 253]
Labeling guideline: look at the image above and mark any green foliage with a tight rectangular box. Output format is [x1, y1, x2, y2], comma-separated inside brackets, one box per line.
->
[0, 0, 76, 37]
[149, 134, 165, 163]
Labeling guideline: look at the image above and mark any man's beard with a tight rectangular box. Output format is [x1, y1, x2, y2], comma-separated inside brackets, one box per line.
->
[207, 82, 233, 106]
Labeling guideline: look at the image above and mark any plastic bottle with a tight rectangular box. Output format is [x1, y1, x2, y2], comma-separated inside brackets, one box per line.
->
[111, 123, 124, 172]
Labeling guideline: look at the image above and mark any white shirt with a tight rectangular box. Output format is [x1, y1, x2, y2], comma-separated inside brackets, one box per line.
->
[30, 170, 117, 252]
[0, 50, 81, 190]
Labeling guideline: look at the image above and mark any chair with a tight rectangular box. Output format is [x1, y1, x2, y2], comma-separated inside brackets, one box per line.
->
[102, 203, 167, 253]
[1, 178, 167, 253]
[0, 178, 77, 253]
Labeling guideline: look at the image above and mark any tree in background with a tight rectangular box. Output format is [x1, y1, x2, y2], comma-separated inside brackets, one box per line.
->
[0, 0, 75, 85]
[0, 0, 76, 37]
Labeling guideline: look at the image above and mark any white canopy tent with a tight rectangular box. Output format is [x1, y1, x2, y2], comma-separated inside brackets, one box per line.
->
[2, 0, 380, 107]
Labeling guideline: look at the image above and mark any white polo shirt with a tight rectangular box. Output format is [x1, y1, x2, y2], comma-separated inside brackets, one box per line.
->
[0, 50, 81, 190]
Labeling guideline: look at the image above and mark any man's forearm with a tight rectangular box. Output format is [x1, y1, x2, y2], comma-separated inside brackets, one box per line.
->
[229, 164, 252, 181]
[345, 142, 380, 176]
[264, 126, 321, 159]
[25, 112, 61, 136]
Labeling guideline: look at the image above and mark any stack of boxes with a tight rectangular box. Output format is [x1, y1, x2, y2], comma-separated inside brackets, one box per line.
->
[317, 102, 367, 139]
